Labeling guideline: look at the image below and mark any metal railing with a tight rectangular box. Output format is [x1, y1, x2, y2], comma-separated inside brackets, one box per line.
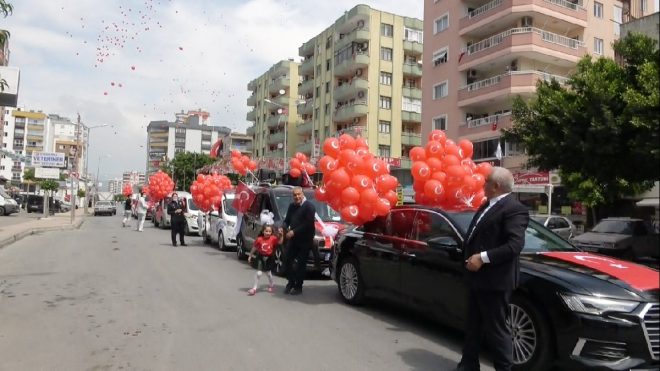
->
[468, 0, 503, 19]
[465, 27, 584, 56]
[463, 70, 569, 92]
[466, 112, 512, 128]
[544, 0, 583, 11]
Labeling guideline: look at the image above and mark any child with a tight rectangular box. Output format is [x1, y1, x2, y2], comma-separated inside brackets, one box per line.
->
[247, 224, 283, 296]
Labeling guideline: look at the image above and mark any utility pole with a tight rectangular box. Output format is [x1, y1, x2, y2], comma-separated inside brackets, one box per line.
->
[70, 113, 81, 224]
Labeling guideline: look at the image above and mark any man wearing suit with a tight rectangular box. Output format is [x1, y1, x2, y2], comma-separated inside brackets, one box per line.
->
[457, 167, 529, 371]
[283, 187, 316, 295]
[167, 193, 187, 247]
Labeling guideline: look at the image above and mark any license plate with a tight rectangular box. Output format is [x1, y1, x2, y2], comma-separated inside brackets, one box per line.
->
[325, 252, 331, 261]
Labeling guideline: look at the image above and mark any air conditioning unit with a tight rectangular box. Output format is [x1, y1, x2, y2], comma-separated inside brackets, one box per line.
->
[357, 20, 365, 28]
[521, 16, 533, 27]
[468, 69, 478, 78]
[357, 91, 365, 99]
[353, 118, 360, 124]
[355, 69, 363, 76]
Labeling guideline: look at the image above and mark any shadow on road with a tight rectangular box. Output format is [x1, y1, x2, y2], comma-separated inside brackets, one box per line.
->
[398, 348, 458, 371]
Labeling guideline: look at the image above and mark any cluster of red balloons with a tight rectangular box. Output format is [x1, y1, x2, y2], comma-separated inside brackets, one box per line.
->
[289, 152, 316, 178]
[147, 170, 174, 202]
[190, 174, 233, 213]
[410, 130, 491, 210]
[230, 150, 257, 176]
[315, 134, 399, 225]
[122, 183, 133, 197]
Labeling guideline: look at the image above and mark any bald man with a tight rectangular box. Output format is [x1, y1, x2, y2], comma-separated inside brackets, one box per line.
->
[457, 167, 529, 371]
[282, 187, 316, 295]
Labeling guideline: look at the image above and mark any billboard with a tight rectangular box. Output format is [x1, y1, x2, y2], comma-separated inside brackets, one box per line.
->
[35, 167, 60, 179]
[31, 152, 66, 168]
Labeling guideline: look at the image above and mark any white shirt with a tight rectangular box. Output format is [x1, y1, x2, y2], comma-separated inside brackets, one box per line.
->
[470, 193, 511, 264]
[137, 196, 148, 214]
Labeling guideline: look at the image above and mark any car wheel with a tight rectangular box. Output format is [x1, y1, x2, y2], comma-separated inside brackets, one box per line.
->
[338, 256, 365, 305]
[0, 207, 5, 216]
[154, 217, 159, 227]
[236, 234, 247, 260]
[509, 295, 554, 371]
[184, 223, 190, 236]
[218, 231, 227, 251]
[203, 229, 211, 244]
[274, 245, 287, 277]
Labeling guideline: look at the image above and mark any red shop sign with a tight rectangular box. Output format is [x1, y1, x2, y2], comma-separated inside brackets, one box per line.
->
[514, 171, 549, 185]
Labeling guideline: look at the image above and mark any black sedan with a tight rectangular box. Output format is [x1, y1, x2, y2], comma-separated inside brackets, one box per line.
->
[332, 205, 659, 371]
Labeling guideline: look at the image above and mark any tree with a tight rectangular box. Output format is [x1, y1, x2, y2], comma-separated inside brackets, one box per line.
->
[0, 1, 12, 17]
[39, 179, 59, 193]
[504, 33, 660, 221]
[22, 167, 36, 192]
[0, 1, 12, 92]
[77, 189, 86, 198]
[160, 152, 215, 192]
[114, 194, 127, 202]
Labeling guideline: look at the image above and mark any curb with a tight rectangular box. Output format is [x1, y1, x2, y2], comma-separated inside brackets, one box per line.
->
[0, 218, 86, 250]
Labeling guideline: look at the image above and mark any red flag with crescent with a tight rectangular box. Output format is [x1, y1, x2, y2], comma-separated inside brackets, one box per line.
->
[232, 181, 255, 213]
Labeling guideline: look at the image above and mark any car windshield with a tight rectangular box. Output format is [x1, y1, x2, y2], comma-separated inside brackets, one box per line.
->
[222, 198, 237, 216]
[591, 220, 634, 234]
[531, 216, 547, 224]
[0, 189, 10, 198]
[97, 201, 112, 206]
[274, 193, 342, 222]
[186, 198, 199, 211]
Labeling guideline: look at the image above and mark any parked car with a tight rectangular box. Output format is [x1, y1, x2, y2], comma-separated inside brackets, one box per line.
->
[572, 217, 659, 261]
[25, 195, 45, 214]
[530, 214, 577, 239]
[0, 188, 19, 216]
[93, 200, 115, 216]
[201, 191, 238, 251]
[333, 205, 659, 371]
[152, 192, 199, 235]
[238, 185, 344, 276]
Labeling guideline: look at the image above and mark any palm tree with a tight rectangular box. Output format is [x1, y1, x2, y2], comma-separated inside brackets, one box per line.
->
[0, 1, 13, 17]
[0, 1, 12, 92]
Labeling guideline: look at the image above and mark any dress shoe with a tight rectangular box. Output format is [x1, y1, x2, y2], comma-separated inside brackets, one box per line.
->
[284, 285, 292, 295]
[289, 288, 302, 295]
[181, 243, 188, 246]
[172, 243, 177, 247]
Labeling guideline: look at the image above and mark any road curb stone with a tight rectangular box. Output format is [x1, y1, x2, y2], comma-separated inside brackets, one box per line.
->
[0, 217, 86, 250]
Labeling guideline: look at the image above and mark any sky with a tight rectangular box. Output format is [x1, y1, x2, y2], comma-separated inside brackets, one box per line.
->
[1, 0, 423, 185]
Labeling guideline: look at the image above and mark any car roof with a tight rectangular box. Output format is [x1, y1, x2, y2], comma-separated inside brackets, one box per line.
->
[601, 217, 644, 222]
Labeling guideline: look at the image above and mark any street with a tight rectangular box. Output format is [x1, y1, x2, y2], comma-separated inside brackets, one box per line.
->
[0, 209, 44, 228]
[0, 215, 494, 371]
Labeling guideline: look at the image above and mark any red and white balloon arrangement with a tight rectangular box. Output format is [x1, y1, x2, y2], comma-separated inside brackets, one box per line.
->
[147, 170, 175, 202]
[122, 183, 133, 197]
[190, 174, 233, 213]
[230, 149, 257, 176]
[315, 134, 399, 225]
[288, 152, 316, 180]
[410, 130, 490, 210]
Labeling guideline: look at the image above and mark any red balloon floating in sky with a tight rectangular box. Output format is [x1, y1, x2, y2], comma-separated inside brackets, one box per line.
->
[131, 66, 135, 70]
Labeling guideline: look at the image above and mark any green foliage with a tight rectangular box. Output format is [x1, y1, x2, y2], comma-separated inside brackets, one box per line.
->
[160, 152, 215, 192]
[39, 179, 59, 192]
[114, 194, 127, 202]
[505, 33, 659, 214]
[22, 168, 35, 182]
[77, 189, 86, 198]
[0, 1, 12, 17]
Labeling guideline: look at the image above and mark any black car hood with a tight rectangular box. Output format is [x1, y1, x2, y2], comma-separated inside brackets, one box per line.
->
[521, 252, 659, 302]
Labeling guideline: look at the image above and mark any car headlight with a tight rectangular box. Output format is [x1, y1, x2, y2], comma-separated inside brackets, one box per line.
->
[560, 293, 639, 315]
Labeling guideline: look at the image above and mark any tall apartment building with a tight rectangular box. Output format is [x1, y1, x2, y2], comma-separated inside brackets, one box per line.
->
[246, 60, 300, 166]
[0, 35, 20, 150]
[295, 5, 423, 181]
[145, 111, 230, 177]
[221, 132, 253, 157]
[49, 114, 86, 179]
[122, 170, 146, 187]
[0, 108, 48, 183]
[107, 178, 122, 194]
[422, 0, 657, 172]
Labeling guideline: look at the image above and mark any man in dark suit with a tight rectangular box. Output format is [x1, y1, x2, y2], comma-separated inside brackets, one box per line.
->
[457, 167, 529, 371]
[167, 193, 187, 247]
[283, 187, 316, 295]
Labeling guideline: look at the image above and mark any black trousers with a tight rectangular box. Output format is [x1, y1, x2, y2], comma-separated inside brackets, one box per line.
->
[285, 242, 311, 290]
[171, 220, 185, 245]
[460, 288, 513, 371]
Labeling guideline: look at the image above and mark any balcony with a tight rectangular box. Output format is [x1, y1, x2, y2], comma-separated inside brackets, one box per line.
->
[402, 87, 422, 100]
[335, 27, 370, 51]
[300, 58, 314, 75]
[459, 27, 586, 71]
[246, 126, 255, 136]
[270, 60, 291, 76]
[399, 157, 412, 169]
[334, 102, 368, 122]
[267, 131, 285, 145]
[401, 132, 422, 146]
[247, 79, 257, 91]
[402, 62, 422, 78]
[299, 79, 315, 95]
[402, 111, 422, 123]
[268, 149, 284, 158]
[298, 100, 314, 115]
[299, 141, 312, 154]
[247, 94, 256, 106]
[459, 0, 587, 36]
[299, 39, 315, 57]
[334, 78, 369, 102]
[334, 4, 371, 32]
[459, 113, 513, 137]
[338, 125, 368, 138]
[267, 114, 287, 128]
[334, 52, 370, 77]
[246, 110, 256, 121]
[403, 40, 423, 56]
[269, 76, 290, 94]
[297, 120, 313, 135]
[458, 70, 569, 107]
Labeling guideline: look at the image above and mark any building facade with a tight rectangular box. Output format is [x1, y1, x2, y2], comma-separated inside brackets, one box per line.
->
[246, 60, 300, 168]
[222, 132, 253, 157]
[0, 108, 48, 183]
[107, 178, 122, 195]
[122, 170, 145, 187]
[49, 114, 86, 179]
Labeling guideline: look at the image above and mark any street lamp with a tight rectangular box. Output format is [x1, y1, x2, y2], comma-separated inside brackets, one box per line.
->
[83, 124, 109, 214]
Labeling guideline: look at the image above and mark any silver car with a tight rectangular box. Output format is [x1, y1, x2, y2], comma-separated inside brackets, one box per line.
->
[531, 214, 576, 239]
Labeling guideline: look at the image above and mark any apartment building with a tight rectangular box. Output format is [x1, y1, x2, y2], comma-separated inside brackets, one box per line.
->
[49, 114, 86, 179]
[122, 170, 146, 187]
[222, 132, 253, 157]
[145, 111, 230, 177]
[107, 178, 123, 194]
[0, 108, 48, 183]
[422, 0, 656, 172]
[246, 60, 300, 167]
[295, 5, 424, 180]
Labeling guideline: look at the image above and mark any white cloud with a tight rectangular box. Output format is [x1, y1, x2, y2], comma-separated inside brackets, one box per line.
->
[2, 0, 423, 183]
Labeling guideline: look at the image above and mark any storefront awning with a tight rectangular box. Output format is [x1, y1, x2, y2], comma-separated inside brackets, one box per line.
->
[636, 198, 659, 208]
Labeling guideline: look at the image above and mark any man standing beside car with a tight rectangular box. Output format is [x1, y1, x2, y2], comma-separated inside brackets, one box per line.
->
[167, 192, 187, 247]
[283, 187, 316, 295]
[136, 191, 148, 232]
[456, 167, 529, 371]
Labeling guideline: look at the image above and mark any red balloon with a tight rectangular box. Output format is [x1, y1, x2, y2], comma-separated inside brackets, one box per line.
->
[445, 142, 461, 158]
[424, 179, 445, 201]
[315, 186, 328, 201]
[248, 160, 257, 171]
[458, 139, 474, 159]
[318, 156, 338, 174]
[425, 140, 444, 158]
[409, 146, 426, 162]
[338, 149, 358, 166]
[305, 163, 316, 175]
[355, 137, 368, 148]
[338, 134, 356, 150]
[476, 162, 493, 177]
[431, 171, 447, 183]
[289, 168, 302, 178]
[341, 187, 361, 205]
[359, 188, 379, 208]
[426, 157, 443, 173]
[351, 175, 373, 190]
[357, 202, 374, 221]
[472, 173, 486, 190]
[329, 168, 350, 189]
[411, 161, 431, 181]
[295, 152, 306, 161]
[384, 190, 398, 207]
[375, 175, 391, 194]
[428, 129, 447, 144]
[323, 138, 341, 157]
[413, 180, 425, 193]
[340, 205, 360, 224]
[231, 149, 241, 158]
[374, 198, 391, 216]
[443, 154, 461, 167]
[290, 158, 302, 169]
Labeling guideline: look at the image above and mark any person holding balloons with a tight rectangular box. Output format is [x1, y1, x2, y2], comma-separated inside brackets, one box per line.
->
[282, 187, 316, 295]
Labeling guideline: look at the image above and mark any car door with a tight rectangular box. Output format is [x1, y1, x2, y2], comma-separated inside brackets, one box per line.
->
[551, 217, 571, 239]
[401, 210, 468, 326]
[242, 193, 265, 247]
[208, 210, 221, 243]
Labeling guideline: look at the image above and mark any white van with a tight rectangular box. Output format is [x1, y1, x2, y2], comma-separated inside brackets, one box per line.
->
[153, 191, 200, 235]
[201, 191, 237, 250]
[0, 188, 19, 216]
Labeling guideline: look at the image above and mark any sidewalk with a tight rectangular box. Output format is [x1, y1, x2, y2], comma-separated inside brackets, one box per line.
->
[0, 211, 86, 249]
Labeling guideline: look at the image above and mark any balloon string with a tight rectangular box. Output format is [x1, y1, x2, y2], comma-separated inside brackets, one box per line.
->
[302, 169, 315, 187]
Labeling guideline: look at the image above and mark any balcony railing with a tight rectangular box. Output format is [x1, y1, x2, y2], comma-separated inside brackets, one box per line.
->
[468, 0, 503, 19]
[401, 132, 422, 146]
[334, 101, 368, 122]
[297, 120, 313, 135]
[545, 0, 582, 11]
[335, 27, 370, 51]
[463, 70, 569, 93]
[464, 27, 584, 57]
[465, 112, 512, 128]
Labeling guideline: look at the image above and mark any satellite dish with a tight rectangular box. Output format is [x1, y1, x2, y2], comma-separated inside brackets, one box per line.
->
[279, 89, 286, 95]
[277, 108, 283, 114]
[277, 143, 284, 149]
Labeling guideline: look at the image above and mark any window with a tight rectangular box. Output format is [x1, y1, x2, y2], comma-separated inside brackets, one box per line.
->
[314, 108, 320, 118]
[316, 65, 321, 76]
[324, 103, 329, 115]
[316, 86, 320, 97]
[433, 115, 447, 130]
[613, 6, 622, 36]
[379, 72, 392, 85]
[434, 14, 448, 34]
[505, 140, 524, 156]
[326, 36, 332, 49]
[594, 2, 603, 18]
[433, 81, 448, 99]
[432, 48, 448, 66]
[404, 28, 423, 43]
[381, 23, 393, 37]
[402, 97, 421, 113]
[378, 145, 391, 158]
[378, 120, 391, 133]
[415, 211, 456, 241]
[594, 37, 604, 55]
[640, 0, 647, 13]
[326, 59, 331, 71]
[472, 138, 500, 160]
[379, 96, 392, 109]
[404, 78, 417, 88]
[381, 47, 393, 61]
[325, 82, 330, 93]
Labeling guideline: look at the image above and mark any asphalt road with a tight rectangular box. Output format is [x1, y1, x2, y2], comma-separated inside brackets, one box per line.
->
[0, 208, 45, 228]
[0, 214, 495, 371]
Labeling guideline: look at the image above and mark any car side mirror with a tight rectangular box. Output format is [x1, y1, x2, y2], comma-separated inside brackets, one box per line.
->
[428, 236, 460, 252]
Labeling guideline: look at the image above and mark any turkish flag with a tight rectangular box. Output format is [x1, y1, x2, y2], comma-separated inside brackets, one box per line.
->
[491, 121, 498, 131]
[232, 181, 255, 213]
